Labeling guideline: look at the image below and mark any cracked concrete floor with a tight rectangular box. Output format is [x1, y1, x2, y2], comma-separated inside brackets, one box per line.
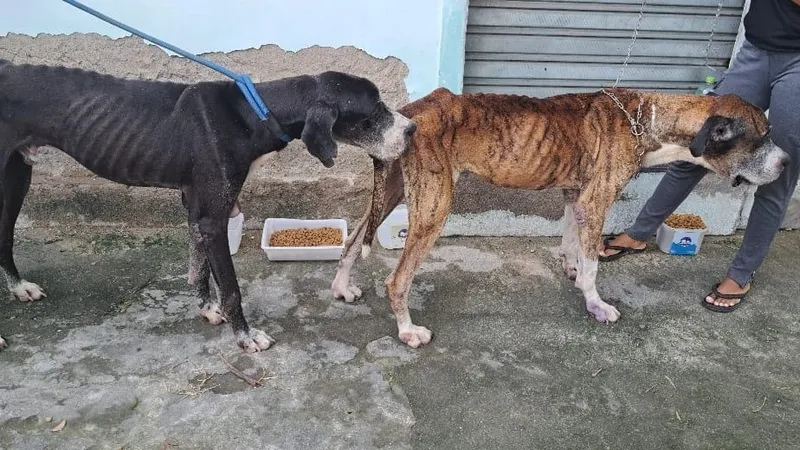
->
[2, 227, 800, 449]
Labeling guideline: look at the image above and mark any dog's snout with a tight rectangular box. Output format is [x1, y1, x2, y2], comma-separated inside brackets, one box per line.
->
[405, 122, 417, 137]
[776, 153, 791, 171]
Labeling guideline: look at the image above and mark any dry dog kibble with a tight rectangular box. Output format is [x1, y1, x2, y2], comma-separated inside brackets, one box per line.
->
[665, 213, 706, 230]
[269, 227, 343, 247]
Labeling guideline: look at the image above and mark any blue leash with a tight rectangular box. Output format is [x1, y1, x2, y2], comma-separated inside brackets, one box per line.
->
[61, 0, 292, 142]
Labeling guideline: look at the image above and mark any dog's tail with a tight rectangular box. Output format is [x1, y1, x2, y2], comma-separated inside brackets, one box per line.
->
[361, 157, 405, 259]
[361, 158, 389, 258]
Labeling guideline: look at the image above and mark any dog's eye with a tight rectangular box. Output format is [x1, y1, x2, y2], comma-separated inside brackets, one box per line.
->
[361, 119, 373, 130]
[759, 128, 772, 145]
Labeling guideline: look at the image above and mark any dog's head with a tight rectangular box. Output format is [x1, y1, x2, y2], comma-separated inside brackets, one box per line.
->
[689, 94, 789, 187]
[300, 72, 416, 168]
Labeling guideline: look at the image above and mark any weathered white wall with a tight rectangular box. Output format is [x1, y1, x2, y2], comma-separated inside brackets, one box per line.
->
[0, 0, 444, 100]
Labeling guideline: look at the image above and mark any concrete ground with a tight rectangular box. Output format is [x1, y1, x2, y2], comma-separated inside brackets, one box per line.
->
[1, 226, 800, 450]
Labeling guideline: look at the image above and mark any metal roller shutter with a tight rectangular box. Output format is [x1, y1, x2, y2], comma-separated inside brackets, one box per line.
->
[464, 0, 745, 98]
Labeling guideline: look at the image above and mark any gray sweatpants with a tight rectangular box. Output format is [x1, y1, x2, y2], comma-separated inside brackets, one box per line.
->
[625, 40, 800, 287]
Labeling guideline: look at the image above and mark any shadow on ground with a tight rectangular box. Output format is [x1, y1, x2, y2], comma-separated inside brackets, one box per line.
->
[2, 227, 800, 449]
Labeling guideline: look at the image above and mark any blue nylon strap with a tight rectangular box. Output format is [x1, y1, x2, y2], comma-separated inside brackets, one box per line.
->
[61, 0, 292, 142]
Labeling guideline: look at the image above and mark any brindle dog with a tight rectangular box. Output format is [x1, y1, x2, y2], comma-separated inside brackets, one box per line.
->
[331, 87, 788, 347]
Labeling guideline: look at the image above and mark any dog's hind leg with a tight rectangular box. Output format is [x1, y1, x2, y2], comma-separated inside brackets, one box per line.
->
[385, 164, 452, 348]
[0, 152, 46, 303]
[575, 183, 624, 323]
[332, 160, 404, 302]
[559, 189, 581, 280]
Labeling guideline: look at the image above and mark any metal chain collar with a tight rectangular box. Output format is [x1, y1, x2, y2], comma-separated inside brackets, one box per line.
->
[601, 89, 646, 162]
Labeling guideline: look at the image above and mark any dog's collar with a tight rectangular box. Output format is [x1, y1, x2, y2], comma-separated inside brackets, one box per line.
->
[263, 112, 293, 143]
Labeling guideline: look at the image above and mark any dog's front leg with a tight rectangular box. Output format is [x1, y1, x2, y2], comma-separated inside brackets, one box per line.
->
[183, 190, 225, 325]
[575, 251, 620, 323]
[384, 166, 453, 348]
[191, 218, 275, 353]
[187, 231, 226, 325]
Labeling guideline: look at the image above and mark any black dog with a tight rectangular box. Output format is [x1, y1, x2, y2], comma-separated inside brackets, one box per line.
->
[0, 59, 416, 352]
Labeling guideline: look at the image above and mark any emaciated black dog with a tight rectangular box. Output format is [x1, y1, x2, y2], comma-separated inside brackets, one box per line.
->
[0, 59, 416, 352]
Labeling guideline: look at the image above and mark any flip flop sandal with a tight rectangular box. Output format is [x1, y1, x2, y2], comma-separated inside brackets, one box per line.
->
[701, 283, 749, 313]
[599, 235, 646, 262]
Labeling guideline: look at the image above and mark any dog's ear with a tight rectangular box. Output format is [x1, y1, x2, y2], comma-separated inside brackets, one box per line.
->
[689, 115, 736, 157]
[301, 102, 339, 168]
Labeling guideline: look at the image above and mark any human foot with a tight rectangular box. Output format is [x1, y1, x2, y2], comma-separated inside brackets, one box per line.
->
[599, 234, 646, 262]
[702, 277, 750, 312]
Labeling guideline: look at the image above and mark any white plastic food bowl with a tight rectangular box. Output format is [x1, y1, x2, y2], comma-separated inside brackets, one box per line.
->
[261, 218, 347, 261]
[228, 212, 244, 255]
[656, 222, 707, 256]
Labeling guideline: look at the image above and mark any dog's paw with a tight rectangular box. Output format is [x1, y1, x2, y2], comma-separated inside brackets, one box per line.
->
[237, 329, 276, 353]
[398, 324, 433, 348]
[11, 281, 46, 302]
[332, 280, 362, 303]
[562, 264, 578, 280]
[0, 335, 7, 349]
[199, 303, 227, 325]
[586, 300, 621, 323]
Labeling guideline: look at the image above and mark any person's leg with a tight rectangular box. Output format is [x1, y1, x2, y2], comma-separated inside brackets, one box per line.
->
[705, 50, 800, 309]
[602, 40, 773, 258]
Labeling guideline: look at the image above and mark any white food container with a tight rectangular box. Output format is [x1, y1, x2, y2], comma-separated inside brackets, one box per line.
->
[260, 218, 347, 261]
[377, 204, 409, 250]
[228, 212, 244, 255]
[656, 222, 707, 256]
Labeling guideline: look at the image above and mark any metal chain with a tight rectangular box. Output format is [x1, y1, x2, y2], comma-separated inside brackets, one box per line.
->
[703, 0, 725, 71]
[602, 0, 648, 169]
[612, 0, 648, 88]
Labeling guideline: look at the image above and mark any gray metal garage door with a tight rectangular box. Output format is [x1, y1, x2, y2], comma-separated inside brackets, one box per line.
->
[464, 0, 745, 98]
